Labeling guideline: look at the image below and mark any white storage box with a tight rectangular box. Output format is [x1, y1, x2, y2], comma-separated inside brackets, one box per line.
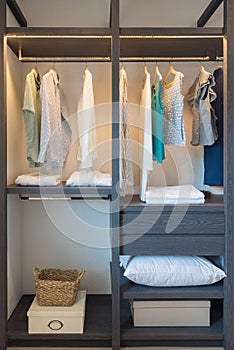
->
[130, 299, 211, 327]
[27, 290, 86, 334]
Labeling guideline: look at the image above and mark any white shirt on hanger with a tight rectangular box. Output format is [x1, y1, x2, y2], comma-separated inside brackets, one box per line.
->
[38, 69, 71, 170]
[77, 68, 96, 169]
[139, 68, 153, 201]
[119, 66, 134, 196]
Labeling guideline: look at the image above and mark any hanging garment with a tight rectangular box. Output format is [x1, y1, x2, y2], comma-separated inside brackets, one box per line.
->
[22, 68, 41, 168]
[119, 66, 134, 196]
[151, 67, 165, 163]
[139, 67, 153, 202]
[204, 67, 223, 186]
[38, 69, 72, 170]
[185, 67, 217, 146]
[162, 70, 186, 146]
[77, 68, 96, 169]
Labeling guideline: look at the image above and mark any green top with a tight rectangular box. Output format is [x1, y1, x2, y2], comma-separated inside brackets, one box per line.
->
[22, 68, 41, 168]
[151, 76, 165, 164]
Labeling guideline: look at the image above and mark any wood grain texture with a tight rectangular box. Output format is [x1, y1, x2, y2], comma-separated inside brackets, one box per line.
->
[121, 212, 224, 235]
[120, 235, 224, 256]
[119, 270, 224, 299]
[224, 1, 234, 349]
[0, 2, 7, 350]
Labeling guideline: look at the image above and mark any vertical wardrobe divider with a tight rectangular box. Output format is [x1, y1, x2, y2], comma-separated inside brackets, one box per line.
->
[1, 0, 234, 349]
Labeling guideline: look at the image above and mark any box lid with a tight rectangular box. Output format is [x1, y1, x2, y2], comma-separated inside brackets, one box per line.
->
[27, 290, 86, 317]
[131, 299, 211, 309]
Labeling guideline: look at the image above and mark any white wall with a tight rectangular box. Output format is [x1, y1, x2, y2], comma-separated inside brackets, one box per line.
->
[9, 0, 223, 27]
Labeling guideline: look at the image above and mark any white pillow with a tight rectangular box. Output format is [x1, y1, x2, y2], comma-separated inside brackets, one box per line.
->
[122, 256, 226, 287]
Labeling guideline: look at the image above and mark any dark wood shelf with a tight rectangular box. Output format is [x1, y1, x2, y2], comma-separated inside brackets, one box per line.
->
[120, 268, 224, 299]
[120, 299, 223, 347]
[119, 27, 223, 60]
[120, 27, 224, 36]
[6, 27, 112, 61]
[7, 183, 112, 198]
[120, 194, 224, 213]
[7, 294, 112, 347]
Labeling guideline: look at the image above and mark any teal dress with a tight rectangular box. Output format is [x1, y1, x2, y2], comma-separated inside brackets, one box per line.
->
[151, 76, 165, 163]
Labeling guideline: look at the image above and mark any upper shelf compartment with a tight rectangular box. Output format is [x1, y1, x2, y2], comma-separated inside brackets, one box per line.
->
[6, 28, 112, 61]
[120, 27, 224, 61]
[6, 27, 224, 62]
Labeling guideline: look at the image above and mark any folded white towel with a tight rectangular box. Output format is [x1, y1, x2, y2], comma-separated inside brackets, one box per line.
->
[144, 185, 204, 203]
[146, 198, 205, 205]
[15, 173, 61, 186]
[66, 170, 112, 187]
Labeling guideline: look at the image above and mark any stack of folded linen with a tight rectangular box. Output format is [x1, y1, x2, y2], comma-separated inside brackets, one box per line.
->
[144, 185, 205, 204]
[66, 170, 112, 187]
[15, 173, 61, 186]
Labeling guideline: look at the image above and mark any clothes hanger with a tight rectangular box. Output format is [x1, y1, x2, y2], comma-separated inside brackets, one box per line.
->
[164, 61, 178, 85]
[142, 62, 148, 89]
[51, 60, 56, 72]
[85, 62, 89, 71]
[153, 62, 161, 85]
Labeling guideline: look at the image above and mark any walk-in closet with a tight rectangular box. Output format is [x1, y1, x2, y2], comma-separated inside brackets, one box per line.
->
[0, 1, 234, 350]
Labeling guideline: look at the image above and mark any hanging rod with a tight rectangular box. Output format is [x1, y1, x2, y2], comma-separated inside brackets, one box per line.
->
[119, 56, 212, 62]
[20, 195, 110, 201]
[18, 49, 111, 62]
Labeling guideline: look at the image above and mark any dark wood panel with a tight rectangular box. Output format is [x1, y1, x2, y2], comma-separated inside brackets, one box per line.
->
[0, 1, 7, 350]
[7, 37, 111, 60]
[120, 270, 224, 299]
[120, 235, 224, 256]
[224, 1, 234, 349]
[121, 212, 224, 235]
[197, 0, 224, 27]
[7, 183, 112, 197]
[120, 38, 223, 60]
[120, 194, 224, 213]
[111, 1, 120, 349]
[8, 294, 112, 346]
[6, 27, 112, 36]
[120, 27, 224, 36]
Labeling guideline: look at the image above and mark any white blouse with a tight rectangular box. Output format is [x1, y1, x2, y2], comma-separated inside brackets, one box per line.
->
[77, 68, 96, 169]
[38, 69, 71, 169]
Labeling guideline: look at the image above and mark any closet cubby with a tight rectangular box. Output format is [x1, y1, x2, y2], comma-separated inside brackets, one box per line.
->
[1, 1, 234, 350]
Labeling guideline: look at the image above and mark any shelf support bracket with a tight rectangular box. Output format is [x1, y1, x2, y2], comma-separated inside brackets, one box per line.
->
[197, 0, 223, 27]
[7, 0, 27, 27]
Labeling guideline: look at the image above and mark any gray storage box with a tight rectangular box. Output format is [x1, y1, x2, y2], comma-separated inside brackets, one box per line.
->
[130, 299, 211, 327]
[27, 290, 86, 334]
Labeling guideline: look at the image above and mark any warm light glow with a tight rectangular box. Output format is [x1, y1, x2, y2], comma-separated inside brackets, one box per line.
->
[120, 56, 211, 61]
[6, 34, 111, 39]
[120, 35, 224, 39]
[19, 56, 111, 62]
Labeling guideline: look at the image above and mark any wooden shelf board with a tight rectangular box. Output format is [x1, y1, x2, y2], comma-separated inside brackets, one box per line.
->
[7, 183, 112, 197]
[7, 295, 112, 347]
[120, 194, 224, 213]
[120, 271, 224, 300]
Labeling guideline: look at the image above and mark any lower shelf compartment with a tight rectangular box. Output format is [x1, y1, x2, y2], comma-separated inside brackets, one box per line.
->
[120, 299, 224, 347]
[7, 294, 112, 347]
[7, 294, 224, 348]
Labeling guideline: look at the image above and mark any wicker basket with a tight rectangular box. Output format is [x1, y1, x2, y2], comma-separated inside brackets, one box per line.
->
[33, 267, 85, 306]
